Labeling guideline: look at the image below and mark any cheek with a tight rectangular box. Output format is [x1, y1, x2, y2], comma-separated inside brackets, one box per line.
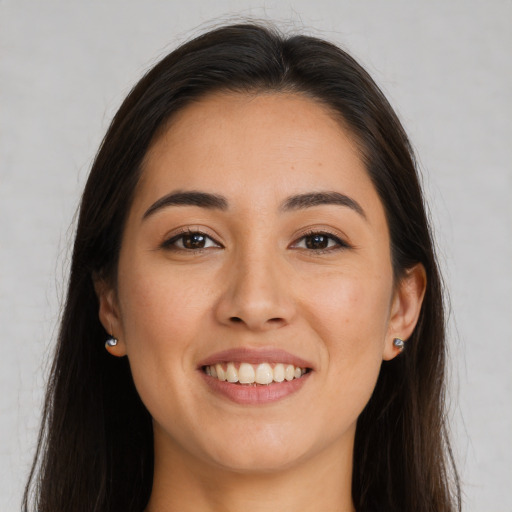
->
[115, 258, 215, 396]
[118, 258, 212, 340]
[302, 265, 393, 345]
[300, 266, 392, 406]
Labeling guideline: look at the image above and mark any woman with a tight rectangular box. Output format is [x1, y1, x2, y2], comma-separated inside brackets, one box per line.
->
[23, 23, 460, 512]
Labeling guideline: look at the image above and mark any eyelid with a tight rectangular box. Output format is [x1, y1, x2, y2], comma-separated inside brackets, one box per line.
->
[159, 226, 351, 253]
[161, 227, 224, 251]
[290, 228, 352, 252]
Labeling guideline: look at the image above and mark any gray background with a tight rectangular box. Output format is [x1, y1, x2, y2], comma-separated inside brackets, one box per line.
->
[1, 1, 511, 510]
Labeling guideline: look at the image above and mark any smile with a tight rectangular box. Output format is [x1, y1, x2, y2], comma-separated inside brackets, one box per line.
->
[198, 348, 313, 404]
[203, 362, 308, 385]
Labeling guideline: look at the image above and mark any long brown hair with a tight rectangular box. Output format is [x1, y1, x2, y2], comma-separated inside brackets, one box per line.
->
[24, 23, 460, 512]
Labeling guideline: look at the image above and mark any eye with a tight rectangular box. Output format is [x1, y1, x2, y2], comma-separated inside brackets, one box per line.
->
[162, 230, 222, 251]
[292, 231, 348, 252]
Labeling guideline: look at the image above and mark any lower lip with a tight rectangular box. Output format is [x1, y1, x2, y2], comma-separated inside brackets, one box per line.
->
[200, 372, 311, 405]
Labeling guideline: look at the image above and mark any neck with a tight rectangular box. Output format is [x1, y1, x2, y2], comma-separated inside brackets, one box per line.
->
[145, 426, 356, 512]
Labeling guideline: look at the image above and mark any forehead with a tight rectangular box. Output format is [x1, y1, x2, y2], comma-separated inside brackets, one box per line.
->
[135, 92, 382, 218]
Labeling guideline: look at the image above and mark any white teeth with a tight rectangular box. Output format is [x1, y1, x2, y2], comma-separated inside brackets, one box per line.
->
[238, 362, 255, 384]
[285, 364, 295, 381]
[204, 362, 308, 384]
[273, 363, 285, 382]
[255, 363, 273, 385]
[215, 363, 226, 381]
[226, 362, 238, 383]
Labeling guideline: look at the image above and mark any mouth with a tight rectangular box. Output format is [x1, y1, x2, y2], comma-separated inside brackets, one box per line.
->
[198, 348, 313, 404]
[203, 362, 309, 385]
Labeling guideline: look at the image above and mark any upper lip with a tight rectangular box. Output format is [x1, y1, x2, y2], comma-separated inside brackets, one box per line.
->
[197, 347, 314, 370]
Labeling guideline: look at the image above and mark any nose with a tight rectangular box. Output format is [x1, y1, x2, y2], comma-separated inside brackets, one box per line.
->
[214, 250, 296, 332]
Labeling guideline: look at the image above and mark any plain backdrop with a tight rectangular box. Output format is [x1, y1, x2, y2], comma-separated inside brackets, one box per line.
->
[1, 1, 511, 510]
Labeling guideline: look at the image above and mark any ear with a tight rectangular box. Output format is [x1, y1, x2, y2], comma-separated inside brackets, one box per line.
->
[93, 275, 127, 357]
[383, 263, 427, 361]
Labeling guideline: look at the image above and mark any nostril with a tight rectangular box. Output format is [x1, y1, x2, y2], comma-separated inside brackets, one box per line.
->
[228, 316, 286, 327]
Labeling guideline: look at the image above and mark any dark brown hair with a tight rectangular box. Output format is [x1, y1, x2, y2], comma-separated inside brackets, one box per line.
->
[24, 23, 460, 512]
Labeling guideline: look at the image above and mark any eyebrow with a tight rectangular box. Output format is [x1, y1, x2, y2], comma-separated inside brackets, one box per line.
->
[280, 191, 366, 219]
[143, 190, 228, 219]
[142, 189, 366, 220]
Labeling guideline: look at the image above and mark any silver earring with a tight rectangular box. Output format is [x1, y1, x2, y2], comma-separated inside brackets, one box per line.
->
[105, 337, 118, 349]
[393, 337, 405, 351]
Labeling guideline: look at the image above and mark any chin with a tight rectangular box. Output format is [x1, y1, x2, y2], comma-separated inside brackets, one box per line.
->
[196, 426, 322, 474]
[210, 447, 308, 474]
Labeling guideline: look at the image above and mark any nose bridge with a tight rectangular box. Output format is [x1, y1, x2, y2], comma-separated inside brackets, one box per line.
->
[215, 232, 294, 330]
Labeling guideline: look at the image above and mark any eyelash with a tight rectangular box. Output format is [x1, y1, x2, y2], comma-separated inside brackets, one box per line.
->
[161, 229, 222, 253]
[161, 229, 350, 254]
[291, 230, 350, 254]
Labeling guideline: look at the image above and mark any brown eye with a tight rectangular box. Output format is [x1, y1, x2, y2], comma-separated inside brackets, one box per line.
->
[292, 232, 348, 252]
[182, 233, 207, 249]
[305, 234, 330, 250]
[163, 231, 221, 251]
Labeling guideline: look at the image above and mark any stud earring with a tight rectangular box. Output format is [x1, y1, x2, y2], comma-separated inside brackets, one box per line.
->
[105, 320, 118, 350]
[105, 336, 118, 349]
[393, 337, 405, 351]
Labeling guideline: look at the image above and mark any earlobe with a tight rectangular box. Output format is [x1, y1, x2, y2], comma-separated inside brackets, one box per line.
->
[383, 263, 427, 361]
[93, 276, 127, 357]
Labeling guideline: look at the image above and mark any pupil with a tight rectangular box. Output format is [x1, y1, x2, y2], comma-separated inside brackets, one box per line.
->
[184, 234, 205, 249]
[306, 235, 328, 249]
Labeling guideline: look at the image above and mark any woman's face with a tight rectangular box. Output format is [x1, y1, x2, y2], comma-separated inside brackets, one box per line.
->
[99, 92, 422, 473]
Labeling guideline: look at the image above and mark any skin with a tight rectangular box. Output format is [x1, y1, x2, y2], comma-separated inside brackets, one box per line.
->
[96, 92, 426, 512]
